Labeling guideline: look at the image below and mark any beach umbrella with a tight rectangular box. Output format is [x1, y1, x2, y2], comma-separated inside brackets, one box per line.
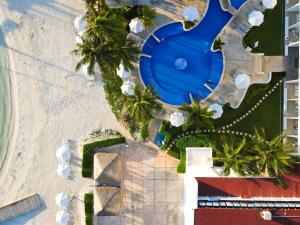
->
[55, 193, 69, 209]
[263, 0, 277, 9]
[56, 210, 70, 224]
[56, 145, 71, 162]
[248, 10, 264, 27]
[235, 73, 250, 89]
[74, 15, 87, 33]
[183, 6, 199, 21]
[170, 112, 185, 127]
[116, 64, 131, 79]
[57, 164, 70, 178]
[75, 36, 83, 44]
[129, 18, 144, 34]
[121, 80, 135, 96]
[208, 103, 223, 119]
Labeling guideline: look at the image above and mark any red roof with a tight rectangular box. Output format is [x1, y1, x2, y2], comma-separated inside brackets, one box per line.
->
[196, 164, 300, 197]
[194, 208, 300, 225]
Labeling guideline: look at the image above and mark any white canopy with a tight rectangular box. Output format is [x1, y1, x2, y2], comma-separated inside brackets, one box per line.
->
[55, 193, 69, 209]
[116, 64, 131, 79]
[129, 18, 144, 34]
[248, 10, 264, 27]
[74, 16, 87, 33]
[57, 164, 70, 178]
[56, 145, 71, 162]
[183, 6, 199, 21]
[75, 36, 83, 44]
[56, 210, 70, 225]
[263, 0, 277, 9]
[235, 73, 250, 89]
[121, 80, 135, 96]
[170, 111, 185, 127]
[208, 103, 223, 119]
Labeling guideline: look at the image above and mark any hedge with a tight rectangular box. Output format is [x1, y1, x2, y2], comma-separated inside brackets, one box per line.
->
[84, 193, 93, 225]
[82, 136, 126, 177]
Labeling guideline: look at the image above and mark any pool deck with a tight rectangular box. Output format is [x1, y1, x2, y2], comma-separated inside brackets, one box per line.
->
[204, 0, 284, 108]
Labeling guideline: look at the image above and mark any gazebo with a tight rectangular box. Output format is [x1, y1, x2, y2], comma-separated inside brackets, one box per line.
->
[56, 145, 71, 162]
[94, 152, 122, 187]
[55, 193, 69, 209]
[57, 164, 70, 178]
[183, 6, 199, 21]
[169, 111, 186, 127]
[121, 80, 135, 96]
[235, 73, 250, 90]
[208, 103, 224, 119]
[116, 64, 131, 79]
[56, 210, 70, 225]
[248, 10, 264, 27]
[263, 0, 277, 9]
[94, 187, 121, 216]
[129, 18, 144, 34]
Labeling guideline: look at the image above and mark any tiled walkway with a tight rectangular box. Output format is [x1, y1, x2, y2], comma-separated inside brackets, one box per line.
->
[95, 142, 184, 225]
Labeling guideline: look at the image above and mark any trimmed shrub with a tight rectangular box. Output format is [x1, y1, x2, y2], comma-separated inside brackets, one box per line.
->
[84, 193, 93, 225]
[82, 136, 126, 178]
[167, 150, 180, 159]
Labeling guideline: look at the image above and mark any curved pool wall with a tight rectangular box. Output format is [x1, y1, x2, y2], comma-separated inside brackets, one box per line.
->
[139, 0, 246, 106]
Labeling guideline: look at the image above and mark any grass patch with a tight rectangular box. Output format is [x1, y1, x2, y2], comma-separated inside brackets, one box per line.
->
[84, 193, 93, 225]
[243, 0, 284, 55]
[82, 136, 126, 178]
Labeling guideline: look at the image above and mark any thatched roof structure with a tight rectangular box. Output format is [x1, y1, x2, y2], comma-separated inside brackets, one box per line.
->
[93, 152, 121, 186]
[94, 187, 121, 216]
[0, 194, 41, 222]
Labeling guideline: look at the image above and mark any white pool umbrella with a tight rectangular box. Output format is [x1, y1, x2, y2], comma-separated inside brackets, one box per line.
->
[183, 6, 199, 21]
[248, 10, 264, 27]
[235, 73, 250, 89]
[55, 193, 69, 209]
[263, 0, 277, 9]
[116, 64, 131, 79]
[121, 80, 135, 96]
[56, 145, 71, 162]
[170, 112, 185, 127]
[75, 36, 83, 44]
[56, 210, 70, 224]
[57, 164, 70, 178]
[208, 103, 223, 119]
[129, 18, 144, 34]
[74, 16, 87, 32]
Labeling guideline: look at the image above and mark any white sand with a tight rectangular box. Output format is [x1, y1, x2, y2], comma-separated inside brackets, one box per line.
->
[0, 0, 127, 224]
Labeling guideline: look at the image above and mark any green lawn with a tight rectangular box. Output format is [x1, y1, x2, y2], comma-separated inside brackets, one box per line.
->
[243, 0, 284, 55]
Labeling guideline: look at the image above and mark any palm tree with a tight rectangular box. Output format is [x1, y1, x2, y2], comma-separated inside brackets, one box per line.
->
[84, 6, 128, 43]
[112, 38, 140, 70]
[139, 5, 156, 28]
[251, 128, 296, 177]
[213, 38, 225, 50]
[213, 137, 255, 176]
[180, 97, 214, 131]
[125, 85, 162, 124]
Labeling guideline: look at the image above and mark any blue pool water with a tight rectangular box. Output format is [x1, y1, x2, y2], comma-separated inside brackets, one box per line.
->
[154, 132, 165, 147]
[140, 0, 246, 105]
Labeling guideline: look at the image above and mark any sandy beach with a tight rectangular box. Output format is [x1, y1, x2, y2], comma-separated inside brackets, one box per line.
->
[0, 0, 126, 224]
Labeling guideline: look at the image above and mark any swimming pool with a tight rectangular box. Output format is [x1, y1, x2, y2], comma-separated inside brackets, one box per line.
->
[139, 0, 246, 106]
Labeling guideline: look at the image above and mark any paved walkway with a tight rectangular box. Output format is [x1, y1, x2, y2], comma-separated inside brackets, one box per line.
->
[94, 142, 184, 225]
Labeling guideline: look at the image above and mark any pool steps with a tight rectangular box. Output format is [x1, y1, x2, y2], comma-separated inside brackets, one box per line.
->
[204, 83, 214, 93]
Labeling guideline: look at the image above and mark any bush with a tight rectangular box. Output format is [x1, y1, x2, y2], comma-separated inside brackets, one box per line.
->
[184, 20, 196, 30]
[84, 193, 93, 225]
[141, 122, 149, 141]
[167, 150, 180, 159]
[82, 136, 126, 177]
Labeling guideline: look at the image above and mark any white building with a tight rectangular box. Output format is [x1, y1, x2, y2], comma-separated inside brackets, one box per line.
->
[283, 0, 299, 153]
